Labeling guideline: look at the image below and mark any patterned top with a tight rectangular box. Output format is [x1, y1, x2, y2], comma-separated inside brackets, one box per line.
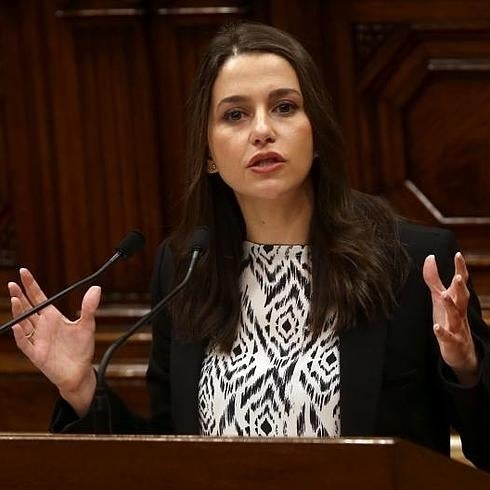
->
[198, 242, 341, 437]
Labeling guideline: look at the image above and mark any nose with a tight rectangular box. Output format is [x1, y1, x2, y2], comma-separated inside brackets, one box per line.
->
[249, 110, 275, 146]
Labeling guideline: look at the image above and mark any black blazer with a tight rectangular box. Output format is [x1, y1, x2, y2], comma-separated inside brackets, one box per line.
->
[52, 222, 490, 470]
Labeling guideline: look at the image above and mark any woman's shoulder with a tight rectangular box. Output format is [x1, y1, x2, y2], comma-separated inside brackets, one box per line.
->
[397, 220, 456, 251]
[351, 192, 456, 255]
[396, 220, 458, 281]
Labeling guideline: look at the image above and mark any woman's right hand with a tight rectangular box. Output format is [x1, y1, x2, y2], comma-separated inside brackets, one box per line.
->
[8, 268, 101, 416]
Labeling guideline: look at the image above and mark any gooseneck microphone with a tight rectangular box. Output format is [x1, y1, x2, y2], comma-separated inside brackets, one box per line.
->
[0, 230, 146, 335]
[93, 226, 209, 433]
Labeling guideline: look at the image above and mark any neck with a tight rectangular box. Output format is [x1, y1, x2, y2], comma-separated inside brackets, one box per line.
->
[236, 187, 313, 245]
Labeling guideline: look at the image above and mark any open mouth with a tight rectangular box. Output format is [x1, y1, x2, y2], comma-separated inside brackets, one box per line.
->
[247, 152, 286, 172]
[252, 158, 281, 167]
[248, 158, 285, 174]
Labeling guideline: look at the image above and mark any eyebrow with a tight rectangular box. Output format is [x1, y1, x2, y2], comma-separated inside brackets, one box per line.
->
[216, 88, 302, 109]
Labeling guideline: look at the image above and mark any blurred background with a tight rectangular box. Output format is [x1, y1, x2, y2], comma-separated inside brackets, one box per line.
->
[0, 0, 488, 438]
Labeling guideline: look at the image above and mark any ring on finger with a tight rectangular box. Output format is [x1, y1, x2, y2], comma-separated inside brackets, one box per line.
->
[25, 329, 35, 340]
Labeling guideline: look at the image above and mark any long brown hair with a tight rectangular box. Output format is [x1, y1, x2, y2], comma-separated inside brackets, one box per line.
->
[168, 22, 409, 351]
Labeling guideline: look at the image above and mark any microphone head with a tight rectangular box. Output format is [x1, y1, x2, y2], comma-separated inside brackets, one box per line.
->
[116, 230, 146, 259]
[190, 226, 209, 255]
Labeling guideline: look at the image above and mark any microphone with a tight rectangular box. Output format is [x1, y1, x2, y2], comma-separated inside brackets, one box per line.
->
[92, 226, 209, 433]
[0, 231, 146, 335]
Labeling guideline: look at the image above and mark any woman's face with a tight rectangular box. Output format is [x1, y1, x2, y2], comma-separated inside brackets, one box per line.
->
[207, 53, 314, 206]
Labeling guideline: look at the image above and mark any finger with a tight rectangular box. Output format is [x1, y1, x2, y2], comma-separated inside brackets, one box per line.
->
[10, 297, 35, 336]
[433, 323, 454, 343]
[12, 324, 36, 359]
[8, 281, 33, 308]
[449, 274, 470, 312]
[8, 282, 39, 327]
[8, 280, 25, 298]
[79, 286, 101, 324]
[19, 268, 48, 305]
[423, 255, 445, 293]
[441, 292, 464, 333]
[454, 252, 469, 283]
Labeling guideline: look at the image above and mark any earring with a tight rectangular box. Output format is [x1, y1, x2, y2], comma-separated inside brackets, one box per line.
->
[207, 159, 217, 173]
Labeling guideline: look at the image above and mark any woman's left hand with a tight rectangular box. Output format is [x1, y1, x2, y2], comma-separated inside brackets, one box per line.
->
[423, 252, 479, 386]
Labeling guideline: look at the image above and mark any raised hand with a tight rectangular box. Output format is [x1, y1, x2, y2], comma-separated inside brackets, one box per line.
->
[9, 268, 101, 415]
[423, 252, 479, 386]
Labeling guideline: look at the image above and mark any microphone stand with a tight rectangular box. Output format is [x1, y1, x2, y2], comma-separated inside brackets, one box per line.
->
[0, 230, 145, 336]
[92, 248, 202, 434]
[0, 253, 121, 336]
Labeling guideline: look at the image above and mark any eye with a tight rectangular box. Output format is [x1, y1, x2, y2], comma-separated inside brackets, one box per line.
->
[274, 101, 297, 114]
[223, 109, 245, 122]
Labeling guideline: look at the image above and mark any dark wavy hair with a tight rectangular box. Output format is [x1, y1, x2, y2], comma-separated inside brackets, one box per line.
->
[168, 22, 409, 352]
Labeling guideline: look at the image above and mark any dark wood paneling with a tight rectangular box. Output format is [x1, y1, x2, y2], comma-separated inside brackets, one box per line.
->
[325, 1, 490, 312]
[45, 4, 164, 311]
[0, 323, 151, 431]
[406, 66, 490, 218]
[0, 15, 16, 270]
[2, 0, 259, 314]
[0, 0, 264, 432]
[0, 374, 149, 432]
[1, 0, 489, 433]
[1, 1, 65, 295]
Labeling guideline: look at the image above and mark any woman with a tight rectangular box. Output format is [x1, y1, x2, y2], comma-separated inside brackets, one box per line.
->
[9, 22, 490, 469]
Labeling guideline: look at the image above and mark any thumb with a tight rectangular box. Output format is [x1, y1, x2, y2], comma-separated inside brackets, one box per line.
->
[80, 286, 101, 323]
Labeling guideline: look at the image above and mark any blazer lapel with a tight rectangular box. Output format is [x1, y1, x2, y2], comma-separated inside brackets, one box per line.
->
[339, 318, 388, 436]
[170, 338, 205, 434]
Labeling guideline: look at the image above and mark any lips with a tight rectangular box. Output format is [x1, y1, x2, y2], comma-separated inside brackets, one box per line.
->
[247, 152, 286, 169]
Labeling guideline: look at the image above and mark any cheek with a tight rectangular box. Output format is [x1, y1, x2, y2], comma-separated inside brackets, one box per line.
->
[283, 115, 312, 139]
[209, 128, 237, 160]
[302, 119, 314, 143]
[210, 129, 250, 173]
[291, 120, 314, 155]
[208, 130, 244, 186]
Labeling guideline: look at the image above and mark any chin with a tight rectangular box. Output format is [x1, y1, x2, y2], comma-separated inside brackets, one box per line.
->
[234, 177, 312, 204]
[249, 187, 300, 202]
[256, 179, 311, 200]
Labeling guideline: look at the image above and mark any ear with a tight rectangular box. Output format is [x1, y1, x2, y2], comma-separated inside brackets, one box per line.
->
[207, 158, 218, 174]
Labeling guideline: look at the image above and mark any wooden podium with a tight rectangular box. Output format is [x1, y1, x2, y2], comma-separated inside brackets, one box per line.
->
[0, 434, 489, 489]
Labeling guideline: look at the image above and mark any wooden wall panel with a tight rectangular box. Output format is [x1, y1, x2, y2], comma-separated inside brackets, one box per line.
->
[0, 0, 257, 314]
[325, 0, 490, 313]
[0, 0, 264, 432]
[46, 6, 163, 310]
[1, 2, 65, 295]
[1, 0, 489, 432]
[0, 21, 15, 271]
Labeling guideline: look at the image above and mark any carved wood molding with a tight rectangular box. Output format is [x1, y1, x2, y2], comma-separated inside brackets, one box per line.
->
[0, 331, 151, 376]
[55, 8, 145, 18]
[404, 181, 490, 226]
[55, 4, 247, 18]
[465, 255, 490, 267]
[428, 58, 490, 71]
[353, 22, 398, 71]
[156, 6, 247, 16]
[355, 30, 490, 224]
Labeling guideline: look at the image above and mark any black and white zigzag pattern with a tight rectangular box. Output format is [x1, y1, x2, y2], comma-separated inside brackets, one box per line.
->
[198, 242, 340, 437]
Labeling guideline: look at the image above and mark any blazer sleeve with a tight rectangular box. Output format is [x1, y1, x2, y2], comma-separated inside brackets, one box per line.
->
[434, 229, 490, 469]
[50, 242, 174, 434]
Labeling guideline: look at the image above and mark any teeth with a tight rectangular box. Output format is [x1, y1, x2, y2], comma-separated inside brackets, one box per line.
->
[256, 159, 276, 166]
